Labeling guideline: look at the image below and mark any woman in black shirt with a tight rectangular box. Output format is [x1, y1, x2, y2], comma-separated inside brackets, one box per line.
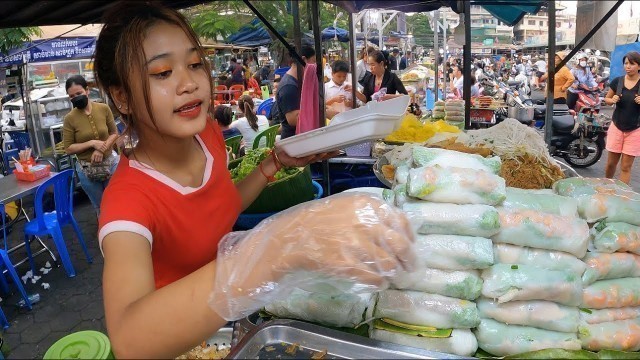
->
[357, 50, 407, 103]
[603, 51, 640, 185]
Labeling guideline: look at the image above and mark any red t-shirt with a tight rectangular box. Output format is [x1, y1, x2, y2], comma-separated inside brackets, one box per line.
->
[98, 120, 241, 289]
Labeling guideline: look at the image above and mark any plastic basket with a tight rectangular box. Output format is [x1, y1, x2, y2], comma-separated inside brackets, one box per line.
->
[15, 165, 51, 182]
[344, 141, 372, 157]
[8, 132, 31, 151]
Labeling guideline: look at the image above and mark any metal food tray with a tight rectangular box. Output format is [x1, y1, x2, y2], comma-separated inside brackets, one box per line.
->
[226, 319, 465, 359]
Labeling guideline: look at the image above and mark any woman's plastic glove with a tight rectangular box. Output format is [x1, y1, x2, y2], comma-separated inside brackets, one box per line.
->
[209, 192, 416, 321]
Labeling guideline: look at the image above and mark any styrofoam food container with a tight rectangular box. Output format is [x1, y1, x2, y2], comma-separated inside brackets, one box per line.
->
[277, 96, 410, 157]
[329, 95, 410, 127]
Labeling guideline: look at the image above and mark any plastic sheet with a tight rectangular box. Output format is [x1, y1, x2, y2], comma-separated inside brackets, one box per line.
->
[579, 318, 640, 351]
[582, 278, 640, 309]
[502, 187, 579, 217]
[475, 318, 581, 357]
[414, 234, 494, 270]
[582, 252, 640, 286]
[392, 268, 483, 301]
[481, 264, 583, 306]
[210, 193, 415, 321]
[406, 166, 506, 205]
[492, 208, 590, 258]
[373, 290, 480, 329]
[370, 328, 478, 357]
[493, 244, 587, 276]
[477, 298, 580, 333]
[590, 221, 640, 255]
[411, 147, 502, 175]
[403, 203, 501, 238]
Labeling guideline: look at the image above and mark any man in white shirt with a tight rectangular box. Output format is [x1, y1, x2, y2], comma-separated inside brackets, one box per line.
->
[534, 56, 547, 90]
[450, 64, 464, 97]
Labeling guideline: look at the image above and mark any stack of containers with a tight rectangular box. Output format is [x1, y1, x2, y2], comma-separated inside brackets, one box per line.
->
[432, 100, 446, 120]
[372, 147, 506, 357]
[553, 178, 640, 352]
[444, 100, 465, 130]
[474, 187, 590, 356]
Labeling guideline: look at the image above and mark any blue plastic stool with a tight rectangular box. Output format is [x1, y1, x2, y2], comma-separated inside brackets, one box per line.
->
[274, 67, 290, 78]
[23, 170, 92, 278]
[0, 203, 32, 310]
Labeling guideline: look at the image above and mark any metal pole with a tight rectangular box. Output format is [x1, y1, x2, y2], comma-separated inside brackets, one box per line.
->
[443, 15, 448, 99]
[546, 0, 556, 145]
[463, 0, 471, 129]
[292, 0, 304, 98]
[377, 11, 383, 49]
[311, 0, 325, 129]
[433, 10, 440, 105]
[349, 12, 358, 109]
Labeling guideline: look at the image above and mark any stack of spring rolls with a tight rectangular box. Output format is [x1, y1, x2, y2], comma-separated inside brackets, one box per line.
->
[474, 187, 590, 356]
[375, 147, 507, 357]
[554, 178, 640, 352]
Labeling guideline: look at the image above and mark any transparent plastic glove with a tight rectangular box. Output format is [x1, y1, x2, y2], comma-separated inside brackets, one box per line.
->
[372, 87, 387, 102]
[210, 193, 416, 321]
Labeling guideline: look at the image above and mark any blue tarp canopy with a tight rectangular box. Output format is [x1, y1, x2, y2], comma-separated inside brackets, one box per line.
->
[226, 18, 283, 47]
[610, 42, 640, 80]
[322, 26, 350, 42]
[327, 0, 544, 27]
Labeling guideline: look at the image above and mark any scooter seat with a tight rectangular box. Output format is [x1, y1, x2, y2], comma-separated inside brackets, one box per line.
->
[552, 114, 575, 133]
[507, 80, 522, 87]
[553, 104, 570, 113]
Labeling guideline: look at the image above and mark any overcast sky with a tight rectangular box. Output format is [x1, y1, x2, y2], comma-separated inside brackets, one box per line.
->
[557, 0, 639, 20]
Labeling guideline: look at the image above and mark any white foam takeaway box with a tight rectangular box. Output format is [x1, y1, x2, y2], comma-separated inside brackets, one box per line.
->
[277, 95, 410, 157]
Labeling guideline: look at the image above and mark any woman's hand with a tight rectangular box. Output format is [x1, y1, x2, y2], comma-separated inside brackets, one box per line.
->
[92, 140, 106, 151]
[611, 95, 621, 104]
[91, 150, 104, 164]
[635, 95, 640, 105]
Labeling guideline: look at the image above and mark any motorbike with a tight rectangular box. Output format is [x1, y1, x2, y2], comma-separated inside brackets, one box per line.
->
[573, 85, 602, 124]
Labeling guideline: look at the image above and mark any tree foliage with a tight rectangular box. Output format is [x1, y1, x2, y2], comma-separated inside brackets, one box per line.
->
[0, 27, 42, 55]
[406, 13, 435, 47]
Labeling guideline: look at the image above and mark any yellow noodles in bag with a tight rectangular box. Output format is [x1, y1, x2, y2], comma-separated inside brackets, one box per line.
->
[385, 115, 459, 143]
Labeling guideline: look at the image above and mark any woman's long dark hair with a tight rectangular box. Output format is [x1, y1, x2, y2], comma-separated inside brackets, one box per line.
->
[238, 95, 259, 131]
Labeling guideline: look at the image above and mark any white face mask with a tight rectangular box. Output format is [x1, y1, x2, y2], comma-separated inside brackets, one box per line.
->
[580, 61, 588, 67]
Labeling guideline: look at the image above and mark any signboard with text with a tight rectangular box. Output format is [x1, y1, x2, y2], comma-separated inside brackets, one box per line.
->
[0, 37, 96, 68]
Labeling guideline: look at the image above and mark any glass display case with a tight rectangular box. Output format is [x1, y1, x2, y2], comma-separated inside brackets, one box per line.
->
[27, 95, 71, 160]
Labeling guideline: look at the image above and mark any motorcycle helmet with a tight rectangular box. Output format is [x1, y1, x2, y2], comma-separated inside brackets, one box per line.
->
[575, 52, 588, 61]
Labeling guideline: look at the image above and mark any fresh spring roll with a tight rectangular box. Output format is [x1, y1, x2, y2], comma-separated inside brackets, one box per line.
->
[493, 243, 586, 276]
[502, 187, 579, 217]
[412, 147, 502, 174]
[481, 264, 583, 306]
[582, 252, 640, 286]
[590, 221, 640, 255]
[407, 165, 506, 205]
[475, 318, 581, 357]
[370, 328, 478, 357]
[579, 318, 640, 351]
[582, 278, 640, 309]
[392, 268, 483, 300]
[477, 298, 580, 333]
[403, 202, 501, 238]
[492, 208, 590, 258]
[415, 234, 494, 270]
[580, 307, 640, 325]
[264, 288, 371, 328]
[394, 164, 410, 185]
[374, 290, 480, 329]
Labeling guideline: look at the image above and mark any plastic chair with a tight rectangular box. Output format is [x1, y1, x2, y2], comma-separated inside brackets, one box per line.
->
[247, 78, 262, 97]
[23, 170, 92, 278]
[252, 125, 279, 149]
[256, 98, 274, 117]
[225, 135, 243, 157]
[0, 203, 33, 311]
[229, 84, 245, 101]
[215, 85, 228, 102]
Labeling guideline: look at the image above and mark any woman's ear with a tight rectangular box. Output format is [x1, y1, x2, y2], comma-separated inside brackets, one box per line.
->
[110, 87, 130, 115]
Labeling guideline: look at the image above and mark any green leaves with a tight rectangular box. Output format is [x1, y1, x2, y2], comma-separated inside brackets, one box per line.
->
[0, 27, 41, 55]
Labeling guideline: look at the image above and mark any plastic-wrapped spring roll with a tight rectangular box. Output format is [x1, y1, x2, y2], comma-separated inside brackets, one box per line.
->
[590, 221, 640, 255]
[370, 328, 478, 357]
[264, 289, 371, 328]
[383, 184, 410, 208]
[493, 244, 587, 276]
[553, 178, 632, 197]
[582, 252, 640, 286]
[477, 298, 580, 333]
[415, 234, 494, 270]
[582, 278, 640, 309]
[394, 164, 410, 185]
[374, 290, 480, 329]
[502, 187, 579, 217]
[493, 208, 590, 258]
[403, 202, 501, 238]
[580, 307, 640, 325]
[481, 264, 583, 306]
[392, 268, 483, 300]
[412, 147, 502, 174]
[579, 318, 640, 351]
[407, 165, 506, 205]
[475, 318, 581, 357]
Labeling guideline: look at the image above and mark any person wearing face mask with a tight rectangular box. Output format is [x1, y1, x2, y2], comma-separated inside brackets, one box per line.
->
[567, 52, 598, 111]
[62, 75, 119, 215]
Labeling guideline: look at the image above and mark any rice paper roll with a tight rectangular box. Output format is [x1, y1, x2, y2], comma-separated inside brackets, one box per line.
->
[477, 298, 580, 333]
[492, 208, 589, 258]
[370, 328, 478, 357]
[493, 244, 586, 276]
[392, 268, 483, 300]
[394, 164, 410, 185]
[502, 187, 579, 217]
[590, 221, 640, 255]
[403, 202, 501, 238]
[374, 290, 480, 329]
[411, 147, 502, 174]
[582, 252, 640, 285]
[475, 318, 581, 357]
[407, 165, 506, 205]
[582, 278, 640, 309]
[580, 307, 640, 325]
[415, 234, 494, 270]
[579, 318, 640, 351]
[264, 289, 371, 328]
[481, 264, 582, 306]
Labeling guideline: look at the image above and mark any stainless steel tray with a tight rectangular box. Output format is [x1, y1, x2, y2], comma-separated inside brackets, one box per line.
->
[226, 319, 465, 359]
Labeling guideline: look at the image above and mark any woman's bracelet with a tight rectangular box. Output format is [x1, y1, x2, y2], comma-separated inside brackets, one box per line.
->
[258, 162, 277, 183]
[271, 149, 283, 171]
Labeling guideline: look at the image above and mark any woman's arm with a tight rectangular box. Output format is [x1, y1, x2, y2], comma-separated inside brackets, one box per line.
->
[65, 140, 101, 155]
[234, 154, 276, 210]
[604, 87, 618, 106]
[561, 69, 575, 92]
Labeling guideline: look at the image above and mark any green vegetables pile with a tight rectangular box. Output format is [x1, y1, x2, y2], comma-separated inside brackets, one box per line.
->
[230, 148, 300, 183]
